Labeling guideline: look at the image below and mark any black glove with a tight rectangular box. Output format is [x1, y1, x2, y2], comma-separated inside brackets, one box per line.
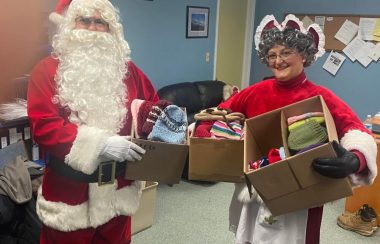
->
[312, 140, 360, 178]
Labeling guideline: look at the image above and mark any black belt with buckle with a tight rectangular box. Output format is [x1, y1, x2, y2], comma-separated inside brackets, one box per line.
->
[48, 155, 126, 186]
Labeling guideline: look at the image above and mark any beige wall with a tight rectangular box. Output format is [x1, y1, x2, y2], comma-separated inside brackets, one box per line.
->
[215, 0, 248, 88]
[0, 0, 51, 103]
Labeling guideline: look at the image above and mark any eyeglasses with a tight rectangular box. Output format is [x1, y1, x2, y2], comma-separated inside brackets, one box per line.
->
[266, 49, 296, 64]
[75, 16, 109, 30]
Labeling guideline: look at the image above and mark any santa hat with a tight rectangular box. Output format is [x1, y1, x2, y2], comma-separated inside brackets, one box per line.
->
[49, 0, 72, 25]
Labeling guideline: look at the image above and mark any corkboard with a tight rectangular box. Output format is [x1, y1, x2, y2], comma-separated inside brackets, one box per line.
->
[293, 14, 378, 52]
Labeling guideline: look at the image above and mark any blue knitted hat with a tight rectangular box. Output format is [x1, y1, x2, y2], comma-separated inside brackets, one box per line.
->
[147, 105, 187, 144]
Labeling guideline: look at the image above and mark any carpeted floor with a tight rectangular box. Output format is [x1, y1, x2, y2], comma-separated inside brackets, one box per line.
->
[132, 180, 380, 244]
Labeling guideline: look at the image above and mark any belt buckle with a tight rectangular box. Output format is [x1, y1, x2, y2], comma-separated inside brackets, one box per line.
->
[98, 161, 116, 186]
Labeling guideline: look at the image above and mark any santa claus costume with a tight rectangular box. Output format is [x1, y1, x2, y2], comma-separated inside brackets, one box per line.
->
[27, 0, 158, 243]
[222, 15, 377, 244]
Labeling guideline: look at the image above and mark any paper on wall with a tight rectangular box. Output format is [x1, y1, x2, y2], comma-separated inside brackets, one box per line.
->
[322, 51, 346, 76]
[314, 16, 326, 31]
[301, 16, 314, 28]
[359, 18, 376, 41]
[373, 19, 380, 41]
[343, 37, 361, 62]
[368, 42, 380, 61]
[334, 19, 359, 45]
[355, 41, 374, 67]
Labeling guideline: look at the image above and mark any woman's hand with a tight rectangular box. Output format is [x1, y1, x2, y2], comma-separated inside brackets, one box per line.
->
[312, 140, 359, 178]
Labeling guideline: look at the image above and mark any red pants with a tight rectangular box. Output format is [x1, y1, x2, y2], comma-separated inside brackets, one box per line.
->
[40, 215, 131, 244]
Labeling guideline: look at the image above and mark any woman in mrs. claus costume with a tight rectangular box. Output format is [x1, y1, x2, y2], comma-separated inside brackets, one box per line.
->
[219, 14, 377, 244]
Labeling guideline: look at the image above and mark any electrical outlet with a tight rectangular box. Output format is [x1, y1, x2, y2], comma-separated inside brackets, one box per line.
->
[205, 52, 210, 62]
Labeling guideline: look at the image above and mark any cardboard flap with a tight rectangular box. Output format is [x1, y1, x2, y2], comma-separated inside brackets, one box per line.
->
[245, 110, 284, 158]
[320, 97, 338, 141]
[245, 160, 300, 200]
[287, 142, 337, 188]
[282, 96, 323, 118]
[125, 138, 188, 184]
[244, 120, 261, 173]
[280, 111, 291, 157]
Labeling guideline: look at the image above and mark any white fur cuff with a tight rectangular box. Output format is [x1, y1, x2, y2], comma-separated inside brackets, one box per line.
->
[340, 129, 377, 186]
[49, 12, 63, 25]
[65, 125, 110, 174]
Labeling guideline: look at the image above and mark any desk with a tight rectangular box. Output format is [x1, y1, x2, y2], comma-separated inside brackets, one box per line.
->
[345, 140, 380, 226]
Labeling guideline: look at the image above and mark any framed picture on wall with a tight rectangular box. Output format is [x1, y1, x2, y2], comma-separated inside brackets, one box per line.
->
[186, 6, 209, 38]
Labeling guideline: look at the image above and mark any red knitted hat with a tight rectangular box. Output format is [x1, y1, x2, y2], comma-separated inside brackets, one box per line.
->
[135, 100, 155, 139]
[49, 0, 72, 25]
[141, 100, 172, 138]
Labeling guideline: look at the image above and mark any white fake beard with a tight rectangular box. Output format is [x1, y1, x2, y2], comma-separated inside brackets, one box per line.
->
[55, 29, 128, 134]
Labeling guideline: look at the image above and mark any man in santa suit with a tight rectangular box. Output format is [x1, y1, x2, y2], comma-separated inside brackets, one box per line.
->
[27, 0, 158, 243]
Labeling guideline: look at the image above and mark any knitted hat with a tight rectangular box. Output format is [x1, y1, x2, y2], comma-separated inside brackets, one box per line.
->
[49, 0, 72, 25]
[288, 120, 328, 151]
[148, 105, 187, 144]
[194, 121, 213, 138]
[296, 142, 324, 155]
[210, 120, 243, 140]
[267, 148, 281, 164]
[141, 100, 172, 138]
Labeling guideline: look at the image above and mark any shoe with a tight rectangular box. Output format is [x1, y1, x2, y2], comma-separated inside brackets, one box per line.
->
[337, 211, 374, 236]
[362, 204, 378, 231]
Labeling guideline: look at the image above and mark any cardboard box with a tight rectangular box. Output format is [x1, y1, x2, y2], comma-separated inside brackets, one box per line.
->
[188, 131, 244, 183]
[132, 181, 158, 235]
[125, 137, 188, 184]
[244, 96, 353, 216]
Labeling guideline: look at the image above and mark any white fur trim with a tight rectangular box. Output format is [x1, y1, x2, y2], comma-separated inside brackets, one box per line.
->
[36, 180, 143, 231]
[49, 12, 64, 25]
[88, 181, 143, 226]
[340, 130, 377, 186]
[65, 125, 111, 174]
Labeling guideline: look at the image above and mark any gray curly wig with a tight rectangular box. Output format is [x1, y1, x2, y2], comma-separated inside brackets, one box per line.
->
[257, 27, 318, 67]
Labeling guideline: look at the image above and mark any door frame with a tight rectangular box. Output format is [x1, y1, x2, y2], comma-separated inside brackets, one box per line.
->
[213, 0, 256, 88]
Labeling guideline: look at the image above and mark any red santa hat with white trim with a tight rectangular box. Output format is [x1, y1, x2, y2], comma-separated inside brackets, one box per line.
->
[49, 0, 72, 25]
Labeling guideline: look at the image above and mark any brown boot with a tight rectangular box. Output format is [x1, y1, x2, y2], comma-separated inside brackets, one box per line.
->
[337, 210, 374, 236]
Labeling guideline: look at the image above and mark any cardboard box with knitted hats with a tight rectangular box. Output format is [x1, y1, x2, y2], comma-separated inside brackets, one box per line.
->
[188, 108, 245, 183]
[188, 136, 244, 182]
[124, 105, 188, 185]
[244, 95, 353, 216]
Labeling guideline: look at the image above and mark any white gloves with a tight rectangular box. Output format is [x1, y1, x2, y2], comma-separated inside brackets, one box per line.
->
[100, 135, 145, 162]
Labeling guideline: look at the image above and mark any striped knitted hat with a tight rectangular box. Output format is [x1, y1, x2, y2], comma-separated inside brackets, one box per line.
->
[148, 105, 187, 144]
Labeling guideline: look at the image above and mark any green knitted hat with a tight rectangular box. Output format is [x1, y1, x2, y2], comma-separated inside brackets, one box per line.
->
[288, 120, 328, 151]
